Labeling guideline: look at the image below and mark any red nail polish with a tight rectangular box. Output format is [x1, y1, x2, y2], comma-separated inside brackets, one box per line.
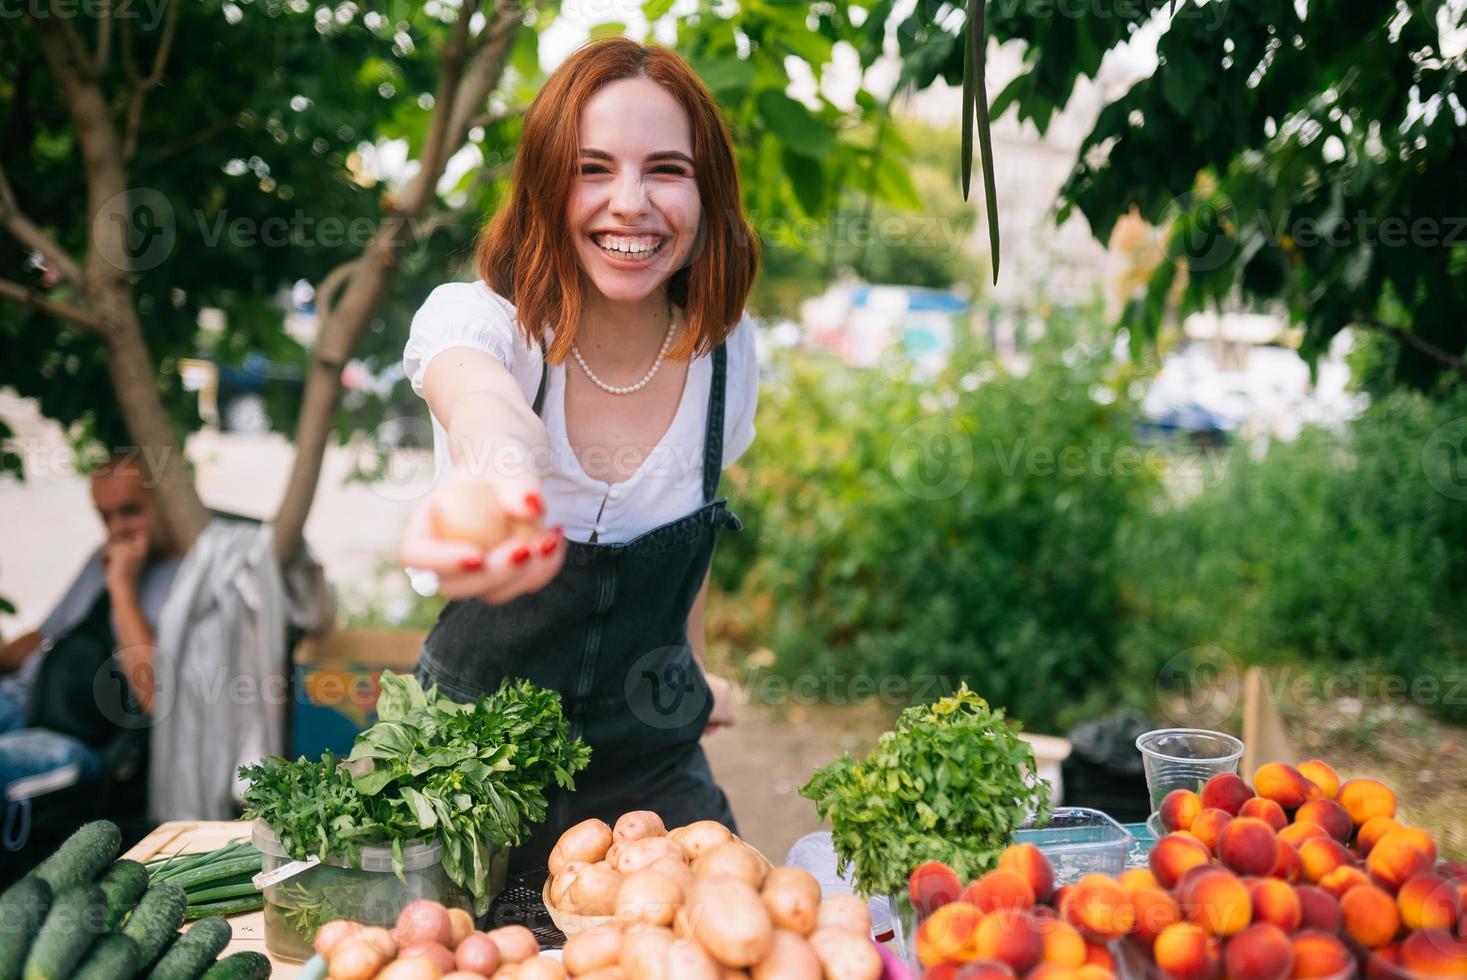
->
[524, 492, 545, 516]
[538, 535, 558, 556]
[510, 546, 531, 566]
[459, 557, 484, 571]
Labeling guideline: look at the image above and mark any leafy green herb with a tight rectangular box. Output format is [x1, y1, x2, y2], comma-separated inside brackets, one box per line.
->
[239, 672, 590, 913]
[799, 684, 1050, 898]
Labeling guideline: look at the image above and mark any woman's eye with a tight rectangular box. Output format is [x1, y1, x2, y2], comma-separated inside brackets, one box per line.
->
[580, 165, 609, 175]
[652, 165, 687, 175]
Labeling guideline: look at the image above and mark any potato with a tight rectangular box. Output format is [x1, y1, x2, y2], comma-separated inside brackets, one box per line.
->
[815, 894, 871, 936]
[668, 821, 735, 862]
[648, 856, 694, 893]
[446, 909, 475, 949]
[605, 841, 625, 869]
[358, 926, 397, 958]
[431, 482, 538, 551]
[553, 818, 614, 872]
[326, 937, 388, 980]
[750, 930, 822, 980]
[489, 967, 519, 980]
[400, 943, 457, 973]
[662, 938, 722, 980]
[619, 926, 674, 979]
[515, 957, 566, 980]
[398, 901, 454, 948]
[615, 868, 684, 928]
[689, 876, 773, 969]
[375, 957, 446, 980]
[314, 919, 364, 958]
[455, 933, 503, 975]
[692, 842, 765, 889]
[807, 927, 881, 980]
[486, 925, 540, 964]
[759, 868, 821, 937]
[563, 924, 623, 975]
[443, 973, 489, 980]
[577, 969, 627, 980]
[613, 837, 687, 876]
[568, 861, 624, 916]
[549, 860, 588, 909]
[613, 811, 667, 843]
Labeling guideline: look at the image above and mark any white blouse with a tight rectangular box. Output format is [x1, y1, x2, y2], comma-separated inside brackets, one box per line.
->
[401, 280, 758, 592]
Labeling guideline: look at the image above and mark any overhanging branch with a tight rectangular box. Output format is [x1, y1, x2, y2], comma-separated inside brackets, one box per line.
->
[122, 0, 182, 162]
[1358, 315, 1467, 382]
[0, 160, 86, 287]
[0, 278, 109, 334]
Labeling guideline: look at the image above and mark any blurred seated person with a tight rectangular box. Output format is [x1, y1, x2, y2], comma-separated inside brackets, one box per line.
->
[0, 452, 183, 797]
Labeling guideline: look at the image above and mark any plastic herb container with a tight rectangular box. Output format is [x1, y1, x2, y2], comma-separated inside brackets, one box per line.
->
[1013, 806, 1134, 885]
[252, 820, 502, 961]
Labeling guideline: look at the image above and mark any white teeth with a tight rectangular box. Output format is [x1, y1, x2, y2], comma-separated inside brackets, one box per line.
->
[593, 233, 663, 255]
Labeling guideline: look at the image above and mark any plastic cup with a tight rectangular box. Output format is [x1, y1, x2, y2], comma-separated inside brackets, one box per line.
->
[1134, 727, 1245, 814]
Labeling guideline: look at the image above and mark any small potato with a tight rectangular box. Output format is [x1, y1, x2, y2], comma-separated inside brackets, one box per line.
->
[455, 933, 503, 975]
[568, 861, 624, 916]
[514, 957, 566, 980]
[444, 974, 489, 980]
[487, 925, 540, 964]
[549, 860, 587, 909]
[668, 821, 735, 862]
[398, 900, 455, 948]
[326, 937, 388, 980]
[358, 926, 397, 958]
[615, 868, 684, 928]
[815, 894, 871, 936]
[446, 909, 476, 949]
[613, 837, 687, 876]
[692, 842, 766, 889]
[375, 956, 446, 980]
[400, 943, 457, 973]
[553, 818, 614, 871]
[648, 856, 694, 893]
[314, 919, 364, 958]
[489, 967, 518, 980]
[662, 938, 722, 980]
[806, 927, 881, 980]
[689, 877, 773, 969]
[750, 930, 822, 980]
[563, 924, 623, 975]
[613, 811, 667, 843]
[577, 970, 627, 980]
[760, 867, 822, 936]
[619, 925, 674, 979]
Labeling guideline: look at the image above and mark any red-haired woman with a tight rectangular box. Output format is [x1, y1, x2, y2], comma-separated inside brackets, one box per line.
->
[397, 36, 760, 878]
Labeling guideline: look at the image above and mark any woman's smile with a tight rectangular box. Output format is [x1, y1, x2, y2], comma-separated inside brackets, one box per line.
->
[590, 231, 668, 266]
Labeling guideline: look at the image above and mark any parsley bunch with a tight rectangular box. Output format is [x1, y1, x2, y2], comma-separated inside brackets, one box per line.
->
[240, 672, 590, 913]
[799, 684, 1051, 898]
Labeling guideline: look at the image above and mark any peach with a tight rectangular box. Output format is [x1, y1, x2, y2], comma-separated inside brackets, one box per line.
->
[1241, 797, 1289, 832]
[1084, 942, 1116, 972]
[1367, 944, 1403, 980]
[1295, 800, 1354, 844]
[1299, 838, 1353, 884]
[1356, 817, 1401, 857]
[1039, 918, 1088, 968]
[998, 843, 1055, 904]
[971, 909, 1045, 974]
[1280, 822, 1331, 850]
[1130, 887, 1181, 945]
[1249, 877, 1303, 933]
[1025, 965, 1081, 980]
[1367, 828, 1436, 892]
[1274, 840, 1303, 884]
[1338, 778, 1397, 828]
[1075, 966, 1115, 980]
[1396, 874, 1464, 932]
[1118, 868, 1161, 893]
[1150, 833, 1214, 890]
[949, 963, 1016, 980]
[1161, 789, 1205, 833]
[1153, 922, 1221, 980]
[1220, 818, 1281, 877]
[1319, 865, 1371, 899]
[1191, 809, 1234, 855]
[1294, 885, 1341, 934]
[1297, 760, 1341, 800]
[962, 870, 1036, 914]
[910, 861, 965, 918]
[1399, 928, 1467, 977]
[1290, 930, 1353, 978]
[916, 900, 983, 966]
[1181, 868, 1253, 937]
[1340, 884, 1401, 948]
[1254, 763, 1317, 811]
[1200, 773, 1254, 816]
[1060, 875, 1135, 942]
[1224, 922, 1295, 980]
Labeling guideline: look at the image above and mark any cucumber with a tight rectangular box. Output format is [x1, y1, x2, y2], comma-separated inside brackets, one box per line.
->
[31, 821, 122, 893]
[22, 882, 107, 980]
[71, 935, 140, 980]
[0, 877, 52, 980]
[121, 880, 188, 971]
[167, 856, 262, 893]
[198, 951, 270, 980]
[98, 860, 150, 930]
[147, 917, 232, 980]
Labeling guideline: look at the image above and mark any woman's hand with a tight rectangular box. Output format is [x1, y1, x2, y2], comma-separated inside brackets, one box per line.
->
[398, 475, 566, 604]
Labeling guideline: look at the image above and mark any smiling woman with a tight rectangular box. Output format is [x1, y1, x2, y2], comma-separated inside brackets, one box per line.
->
[397, 36, 762, 882]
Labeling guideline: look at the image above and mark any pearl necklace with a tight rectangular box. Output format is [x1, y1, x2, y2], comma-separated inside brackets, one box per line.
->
[571, 302, 677, 395]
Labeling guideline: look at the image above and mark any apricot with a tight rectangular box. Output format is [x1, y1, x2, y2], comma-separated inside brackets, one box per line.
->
[1153, 922, 1221, 980]
[1130, 887, 1181, 945]
[998, 843, 1055, 904]
[1298, 838, 1353, 884]
[1038, 918, 1088, 968]
[949, 963, 1016, 980]
[910, 861, 964, 918]
[1297, 760, 1341, 800]
[1150, 833, 1214, 890]
[1181, 868, 1253, 937]
[1200, 773, 1254, 817]
[971, 909, 1045, 974]
[1118, 868, 1161, 894]
[1026, 965, 1081, 980]
[1396, 874, 1464, 932]
[1280, 822, 1331, 850]
[1294, 885, 1341, 934]
[1273, 840, 1303, 884]
[1249, 877, 1303, 933]
[1319, 865, 1371, 899]
[1255, 763, 1318, 811]
[1075, 966, 1115, 980]
[916, 900, 983, 966]
[1295, 800, 1354, 844]
[1340, 884, 1401, 948]
[1191, 809, 1234, 856]
[1060, 875, 1135, 942]
[1224, 922, 1295, 980]
[1338, 778, 1397, 828]
[1161, 789, 1205, 833]
[1399, 928, 1467, 977]
[1367, 828, 1436, 892]
[1220, 818, 1282, 877]
[1290, 930, 1353, 978]
[1241, 797, 1289, 832]
[1084, 941, 1116, 972]
[1367, 944, 1403, 980]
[961, 870, 1035, 915]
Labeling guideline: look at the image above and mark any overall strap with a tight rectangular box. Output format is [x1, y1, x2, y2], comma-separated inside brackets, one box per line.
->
[702, 343, 728, 504]
[532, 340, 549, 417]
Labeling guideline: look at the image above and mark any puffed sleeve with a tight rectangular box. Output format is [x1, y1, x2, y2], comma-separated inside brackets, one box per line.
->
[402, 281, 519, 397]
[722, 313, 760, 467]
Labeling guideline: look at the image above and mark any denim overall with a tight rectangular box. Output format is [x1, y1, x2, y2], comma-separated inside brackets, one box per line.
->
[414, 343, 742, 877]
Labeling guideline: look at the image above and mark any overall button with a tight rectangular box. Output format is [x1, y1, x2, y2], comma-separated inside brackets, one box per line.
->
[608, 487, 621, 500]
[595, 524, 607, 536]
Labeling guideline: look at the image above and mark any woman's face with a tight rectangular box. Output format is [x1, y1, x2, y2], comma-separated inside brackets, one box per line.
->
[568, 75, 702, 304]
